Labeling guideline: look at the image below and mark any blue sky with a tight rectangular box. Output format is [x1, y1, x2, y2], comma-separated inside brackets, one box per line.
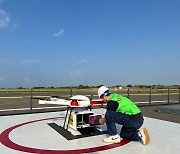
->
[0, 0, 180, 88]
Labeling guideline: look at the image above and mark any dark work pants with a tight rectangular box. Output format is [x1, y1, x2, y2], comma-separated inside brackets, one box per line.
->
[105, 110, 143, 141]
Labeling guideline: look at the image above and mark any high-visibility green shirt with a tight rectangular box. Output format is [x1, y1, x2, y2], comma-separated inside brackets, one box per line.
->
[108, 93, 141, 115]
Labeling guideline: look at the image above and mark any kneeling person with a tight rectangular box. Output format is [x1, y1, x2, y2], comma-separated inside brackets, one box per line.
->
[98, 86, 150, 145]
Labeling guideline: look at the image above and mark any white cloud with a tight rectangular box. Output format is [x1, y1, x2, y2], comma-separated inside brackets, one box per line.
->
[0, 58, 9, 63]
[20, 59, 42, 65]
[54, 29, 64, 37]
[0, 8, 17, 31]
[10, 22, 18, 32]
[0, 77, 4, 81]
[0, 9, 10, 28]
[0, 0, 4, 5]
[70, 70, 84, 77]
[75, 59, 87, 64]
[24, 77, 31, 83]
[76, 70, 84, 76]
[0, 58, 42, 65]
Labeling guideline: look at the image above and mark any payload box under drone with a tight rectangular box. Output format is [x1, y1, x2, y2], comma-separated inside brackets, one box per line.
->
[39, 95, 105, 132]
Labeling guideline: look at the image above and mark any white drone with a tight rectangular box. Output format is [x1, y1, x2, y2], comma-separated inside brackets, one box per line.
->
[38, 95, 105, 107]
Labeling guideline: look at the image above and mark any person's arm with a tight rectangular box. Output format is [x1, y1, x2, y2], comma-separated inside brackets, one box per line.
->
[99, 100, 118, 125]
[107, 100, 118, 111]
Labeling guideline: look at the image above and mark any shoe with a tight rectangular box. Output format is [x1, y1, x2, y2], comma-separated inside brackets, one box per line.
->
[103, 134, 121, 143]
[138, 128, 150, 145]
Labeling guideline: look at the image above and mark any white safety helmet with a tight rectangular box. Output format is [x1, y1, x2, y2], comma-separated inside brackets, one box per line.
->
[98, 86, 111, 98]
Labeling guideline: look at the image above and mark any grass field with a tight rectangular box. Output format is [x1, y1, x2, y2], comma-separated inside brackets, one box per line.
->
[0, 87, 179, 95]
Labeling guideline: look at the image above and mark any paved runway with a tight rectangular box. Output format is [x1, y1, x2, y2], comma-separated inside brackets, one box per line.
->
[0, 108, 180, 154]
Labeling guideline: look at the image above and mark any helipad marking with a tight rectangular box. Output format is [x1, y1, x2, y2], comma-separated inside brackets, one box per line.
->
[0, 116, 130, 153]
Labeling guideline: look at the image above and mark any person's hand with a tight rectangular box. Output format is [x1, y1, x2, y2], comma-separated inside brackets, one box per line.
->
[99, 117, 106, 125]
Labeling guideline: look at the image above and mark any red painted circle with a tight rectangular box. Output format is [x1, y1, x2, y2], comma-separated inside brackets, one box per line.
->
[0, 116, 130, 153]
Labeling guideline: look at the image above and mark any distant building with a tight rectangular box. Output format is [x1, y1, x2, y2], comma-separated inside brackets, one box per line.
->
[115, 86, 123, 91]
